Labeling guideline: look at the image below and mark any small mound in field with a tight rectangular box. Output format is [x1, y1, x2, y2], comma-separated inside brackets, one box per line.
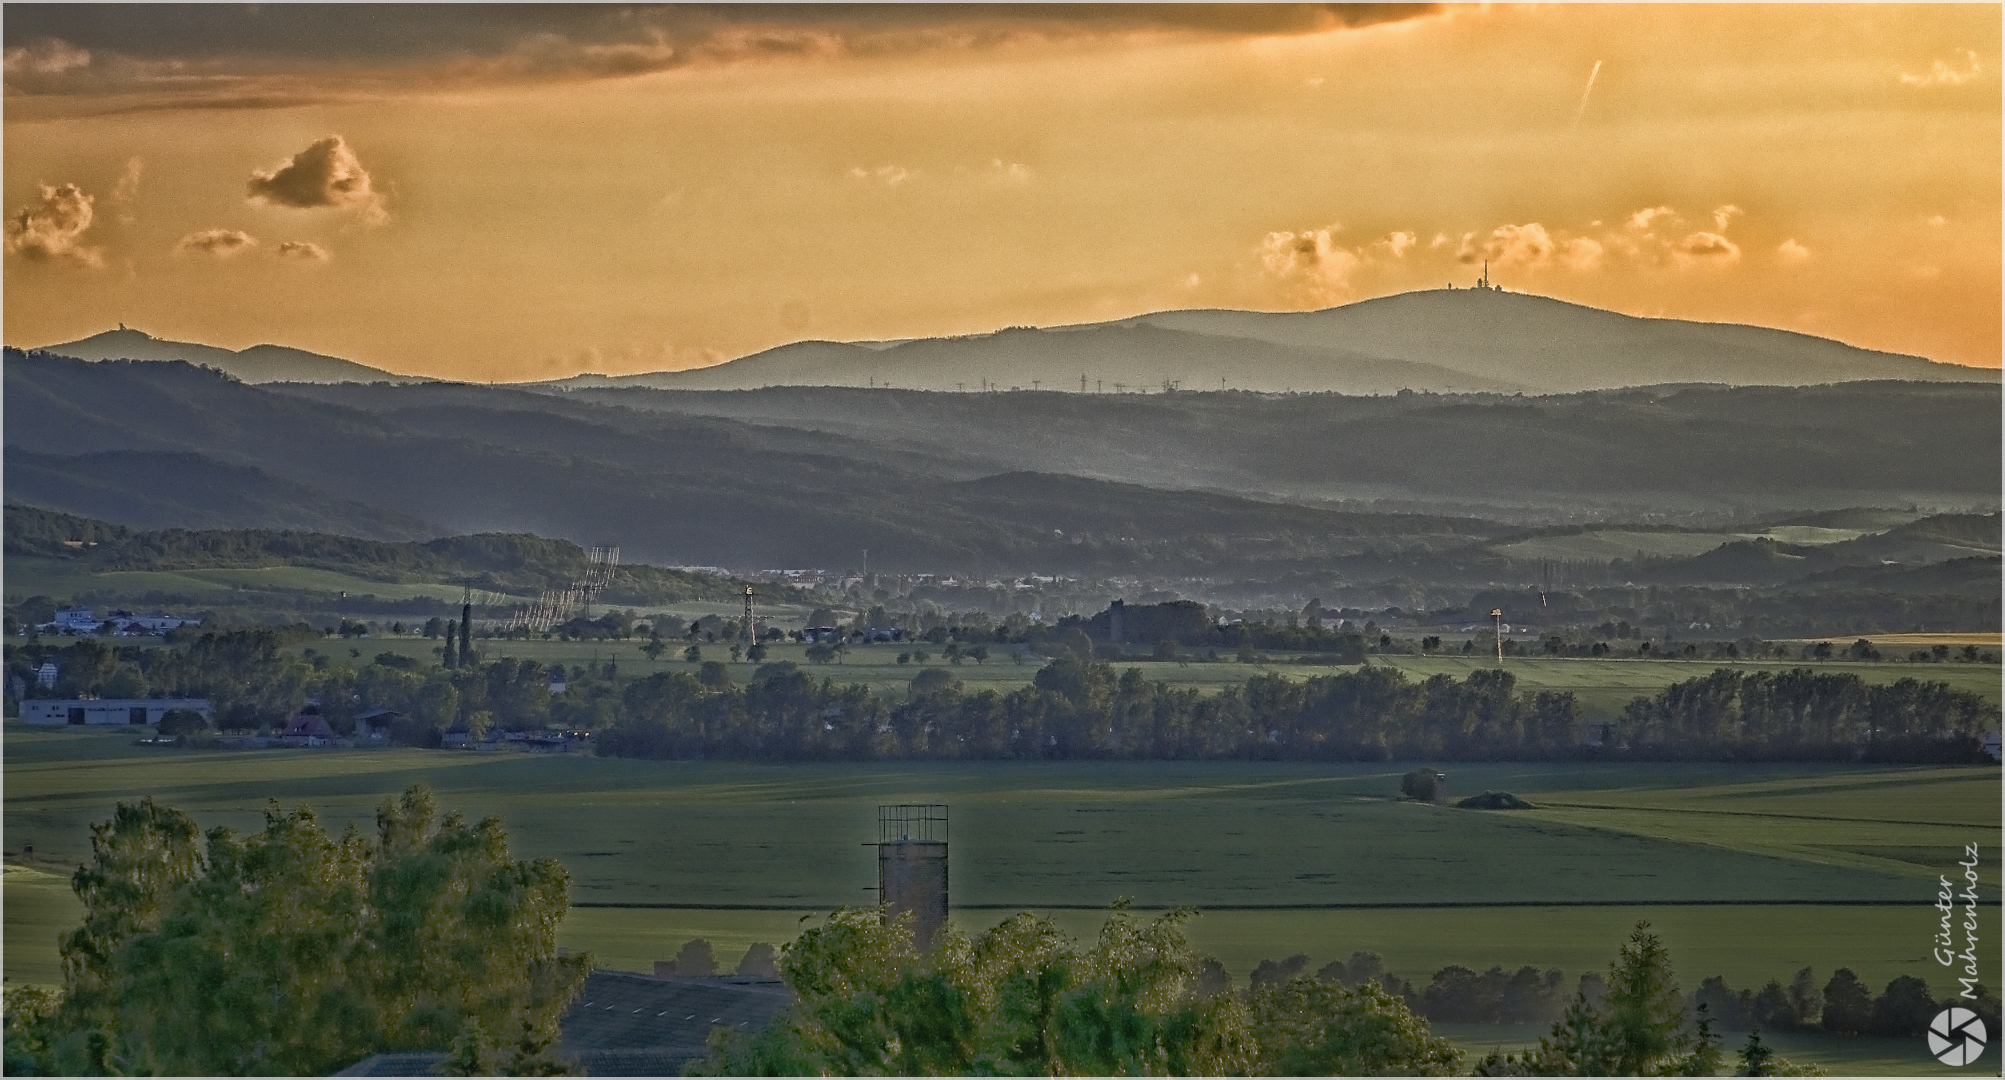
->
[1456, 791, 1534, 810]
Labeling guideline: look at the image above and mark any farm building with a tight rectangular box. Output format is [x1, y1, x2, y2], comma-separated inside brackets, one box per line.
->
[20, 698, 212, 726]
[278, 712, 339, 747]
[335, 969, 791, 1076]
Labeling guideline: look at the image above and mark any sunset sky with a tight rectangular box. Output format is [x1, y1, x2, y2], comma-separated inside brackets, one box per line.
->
[4, 3, 1998, 381]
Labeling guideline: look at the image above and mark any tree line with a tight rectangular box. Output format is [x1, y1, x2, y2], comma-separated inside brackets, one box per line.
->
[1245, 948, 1999, 1041]
[6, 632, 1995, 763]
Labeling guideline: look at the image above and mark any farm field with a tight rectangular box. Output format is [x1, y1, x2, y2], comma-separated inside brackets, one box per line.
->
[7, 728, 1997, 1008]
[1815, 632, 2003, 649]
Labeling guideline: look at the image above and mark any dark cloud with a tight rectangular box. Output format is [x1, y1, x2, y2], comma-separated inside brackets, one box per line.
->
[5, 4, 1443, 110]
[6, 5, 1439, 61]
[247, 136, 385, 222]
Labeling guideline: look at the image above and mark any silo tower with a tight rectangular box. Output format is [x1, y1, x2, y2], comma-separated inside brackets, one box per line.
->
[876, 804, 948, 950]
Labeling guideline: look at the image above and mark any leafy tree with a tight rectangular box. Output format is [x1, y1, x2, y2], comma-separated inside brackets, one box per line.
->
[1868, 974, 1936, 1036]
[697, 661, 733, 691]
[1250, 976, 1460, 1076]
[1479, 923, 1719, 1077]
[683, 643, 702, 663]
[736, 943, 778, 978]
[1400, 769, 1444, 802]
[704, 905, 1259, 1076]
[676, 938, 718, 978]
[11, 785, 586, 1076]
[155, 708, 209, 739]
[641, 632, 667, 662]
[1818, 969, 1872, 1034]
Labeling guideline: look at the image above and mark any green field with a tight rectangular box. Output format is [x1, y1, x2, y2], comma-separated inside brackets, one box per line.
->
[7, 728, 1997, 1075]
[7, 728, 1996, 977]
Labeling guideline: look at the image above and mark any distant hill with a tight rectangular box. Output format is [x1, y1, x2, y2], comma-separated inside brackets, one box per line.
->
[26, 328, 423, 384]
[547, 289, 1996, 394]
[5, 446, 442, 541]
[2, 505, 783, 606]
[4, 351, 1513, 574]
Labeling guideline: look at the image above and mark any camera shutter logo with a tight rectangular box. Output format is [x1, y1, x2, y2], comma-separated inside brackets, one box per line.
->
[1928, 1007, 1987, 1067]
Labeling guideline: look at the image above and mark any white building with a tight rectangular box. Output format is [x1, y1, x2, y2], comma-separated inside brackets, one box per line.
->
[48, 609, 101, 633]
[20, 698, 212, 726]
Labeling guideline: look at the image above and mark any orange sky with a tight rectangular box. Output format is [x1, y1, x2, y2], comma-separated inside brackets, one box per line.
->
[5, 3, 1998, 381]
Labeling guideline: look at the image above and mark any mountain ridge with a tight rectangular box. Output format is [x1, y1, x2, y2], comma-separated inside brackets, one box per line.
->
[24, 328, 424, 385]
[546, 288, 1995, 394]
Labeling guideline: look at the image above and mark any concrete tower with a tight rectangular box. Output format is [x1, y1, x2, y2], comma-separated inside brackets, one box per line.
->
[877, 804, 948, 950]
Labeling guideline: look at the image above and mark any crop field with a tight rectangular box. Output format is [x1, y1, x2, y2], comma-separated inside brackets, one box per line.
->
[6, 729, 1996, 995]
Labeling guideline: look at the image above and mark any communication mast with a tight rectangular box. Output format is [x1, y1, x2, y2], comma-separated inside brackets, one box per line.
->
[1492, 608, 1505, 664]
[742, 585, 757, 645]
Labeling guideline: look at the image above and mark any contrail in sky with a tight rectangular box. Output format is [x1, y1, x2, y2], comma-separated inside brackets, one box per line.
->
[1573, 60, 1603, 127]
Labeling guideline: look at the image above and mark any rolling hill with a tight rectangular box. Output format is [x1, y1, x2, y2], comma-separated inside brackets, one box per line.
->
[549, 289, 1995, 394]
[27, 328, 421, 384]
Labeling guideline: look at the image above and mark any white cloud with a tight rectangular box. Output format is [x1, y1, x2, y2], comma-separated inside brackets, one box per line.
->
[4, 182, 102, 267]
[177, 228, 258, 257]
[1376, 231, 1417, 258]
[1900, 49, 1982, 87]
[1560, 237, 1605, 271]
[1458, 222, 1556, 269]
[2, 38, 90, 77]
[111, 157, 143, 220]
[275, 240, 332, 261]
[1775, 239, 1811, 265]
[1924, 214, 1948, 227]
[988, 159, 1033, 185]
[1260, 225, 1364, 303]
[1627, 205, 1676, 232]
[1710, 204, 1742, 231]
[848, 164, 914, 186]
[1671, 231, 1740, 267]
